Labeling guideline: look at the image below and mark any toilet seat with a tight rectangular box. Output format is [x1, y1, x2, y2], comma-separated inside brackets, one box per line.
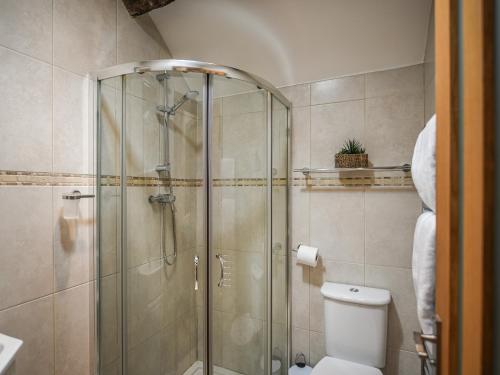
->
[311, 357, 383, 375]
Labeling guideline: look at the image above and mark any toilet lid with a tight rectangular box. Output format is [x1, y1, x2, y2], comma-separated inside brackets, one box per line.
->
[311, 357, 383, 375]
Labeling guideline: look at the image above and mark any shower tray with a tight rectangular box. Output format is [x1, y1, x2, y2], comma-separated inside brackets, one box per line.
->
[183, 361, 242, 375]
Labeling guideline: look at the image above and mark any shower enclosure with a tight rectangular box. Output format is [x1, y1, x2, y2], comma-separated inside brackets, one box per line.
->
[94, 60, 290, 375]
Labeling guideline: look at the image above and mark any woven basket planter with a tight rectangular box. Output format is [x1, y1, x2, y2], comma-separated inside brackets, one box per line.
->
[335, 153, 369, 168]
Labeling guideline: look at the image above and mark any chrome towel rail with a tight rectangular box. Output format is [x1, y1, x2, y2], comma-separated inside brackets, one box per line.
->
[294, 164, 411, 176]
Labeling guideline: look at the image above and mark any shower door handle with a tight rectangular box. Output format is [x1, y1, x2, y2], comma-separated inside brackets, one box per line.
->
[194, 256, 199, 291]
[216, 254, 225, 288]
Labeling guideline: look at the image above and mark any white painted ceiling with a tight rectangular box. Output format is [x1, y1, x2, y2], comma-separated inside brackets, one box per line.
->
[150, 0, 432, 87]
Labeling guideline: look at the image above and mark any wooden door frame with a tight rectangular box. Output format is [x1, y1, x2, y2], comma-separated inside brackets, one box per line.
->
[435, 0, 459, 374]
[462, 0, 495, 373]
[436, 0, 495, 373]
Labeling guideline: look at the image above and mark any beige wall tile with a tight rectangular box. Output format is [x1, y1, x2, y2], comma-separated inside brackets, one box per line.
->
[143, 101, 161, 178]
[53, 186, 93, 291]
[99, 274, 120, 367]
[100, 84, 121, 176]
[424, 8, 435, 77]
[291, 107, 311, 171]
[125, 95, 145, 177]
[220, 111, 267, 179]
[128, 332, 162, 375]
[365, 65, 423, 98]
[272, 103, 289, 179]
[0, 47, 52, 172]
[272, 255, 287, 324]
[170, 111, 202, 179]
[222, 91, 266, 117]
[125, 71, 162, 104]
[176, 188, 199, 251]
[100, 186, 119, 277]
[0, 296, 54, 375]
[292, 327, 310, 365]
[424, 80, 435, 124]
[160, 324, 177, 375]
[196, 306, 204, 361]
[365, 93, 424, 166]
[216, 187, 266, 253]
[53, 0, 117, 75]
[126, 187, 161, 268]
[101, 360, 121, 375]
[175, 312, 197, 373]
[161, 312, 196, 374]
[162, 246, 196, 325]
[386, 349, 421, 375]
[279, 84, 311, 107]
[127, 261, 161, 349]
[220, 312, 265, 374]
[54, 283, 91, 375]
[365, 265, 420, 352]
[53, 68, 90, 174]
[272, 187, 288, 256]
[290, 187, 310, 249]
[311, 75, 364, 105]
[309, 260, 364, 333]
[0, 187, 53, 310]
[309, 331, 326, 366]
[0, 0, 52, 63]
[365, 190, 421, 268]
[117, 2, 160, 64]
[211, 310, 223, 367]
[310, 190, 364, 263]
[216, 250, 266, 320]
[310, 100, 364, 167]
[291, 255, 309, 330]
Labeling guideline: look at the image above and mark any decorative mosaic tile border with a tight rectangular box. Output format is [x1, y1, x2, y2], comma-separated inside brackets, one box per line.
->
[0, 170, 94, 186]
[0, 170, 413, 188]
[212, 178, 287, 187]
[291, 174, 414, 188]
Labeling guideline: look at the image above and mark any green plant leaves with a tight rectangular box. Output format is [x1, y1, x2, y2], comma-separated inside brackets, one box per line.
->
[338, 138, 366, 154]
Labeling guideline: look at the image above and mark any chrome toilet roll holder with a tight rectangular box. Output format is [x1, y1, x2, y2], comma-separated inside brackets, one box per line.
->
[291, 243, 303, 253]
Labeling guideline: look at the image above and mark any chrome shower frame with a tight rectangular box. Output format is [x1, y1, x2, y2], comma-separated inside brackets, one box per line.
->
[92, 59, 291, 375]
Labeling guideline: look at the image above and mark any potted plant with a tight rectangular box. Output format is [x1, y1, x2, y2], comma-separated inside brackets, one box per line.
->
[335, 138, 368, 168]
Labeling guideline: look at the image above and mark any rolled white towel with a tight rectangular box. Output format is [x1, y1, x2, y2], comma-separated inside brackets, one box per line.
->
[412, 115, 436, 212]
[412, 210, 436, 334]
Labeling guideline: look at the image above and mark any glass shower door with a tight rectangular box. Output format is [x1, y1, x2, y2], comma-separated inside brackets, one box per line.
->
[210, 75, 270, 375]
[122, 71, 206, 375]
[98, 70, 207, 375]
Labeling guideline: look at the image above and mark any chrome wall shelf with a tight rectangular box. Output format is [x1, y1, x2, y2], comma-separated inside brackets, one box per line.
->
[294, 164, 411, 176]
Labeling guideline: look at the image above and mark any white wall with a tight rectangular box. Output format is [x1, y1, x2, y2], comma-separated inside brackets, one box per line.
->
[151, 0, 433, 87]
[283, 64, 425, 374]
[0, 1, 169, 374]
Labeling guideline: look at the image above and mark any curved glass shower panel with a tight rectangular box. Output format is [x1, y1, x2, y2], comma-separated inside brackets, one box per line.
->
[124, 71, 205, 375]
[211, 76, 269, 375]
[98, 76, 123, 375]
[96, 60, 290, 375]
[271, 97, 289, 375]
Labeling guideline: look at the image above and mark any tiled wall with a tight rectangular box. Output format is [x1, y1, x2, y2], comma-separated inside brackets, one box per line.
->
[281, 64, 425, 375]
[424, 3, 435, 123]
[0, 1, 169, 374]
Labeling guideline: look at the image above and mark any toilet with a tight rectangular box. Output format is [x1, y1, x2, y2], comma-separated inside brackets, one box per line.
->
[311, 282, 391, 375]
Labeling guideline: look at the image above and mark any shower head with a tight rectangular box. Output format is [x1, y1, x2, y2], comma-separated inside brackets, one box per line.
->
[168, 90, 199, 114]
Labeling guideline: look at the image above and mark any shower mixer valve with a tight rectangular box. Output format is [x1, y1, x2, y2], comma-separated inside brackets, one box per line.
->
[148, 193, 176, 205]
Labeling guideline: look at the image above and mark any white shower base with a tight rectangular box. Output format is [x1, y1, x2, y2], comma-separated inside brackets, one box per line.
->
[183, 361, 242, 375]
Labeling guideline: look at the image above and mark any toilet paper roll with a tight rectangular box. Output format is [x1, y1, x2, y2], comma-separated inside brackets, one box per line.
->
[296, 245, 319, 267]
